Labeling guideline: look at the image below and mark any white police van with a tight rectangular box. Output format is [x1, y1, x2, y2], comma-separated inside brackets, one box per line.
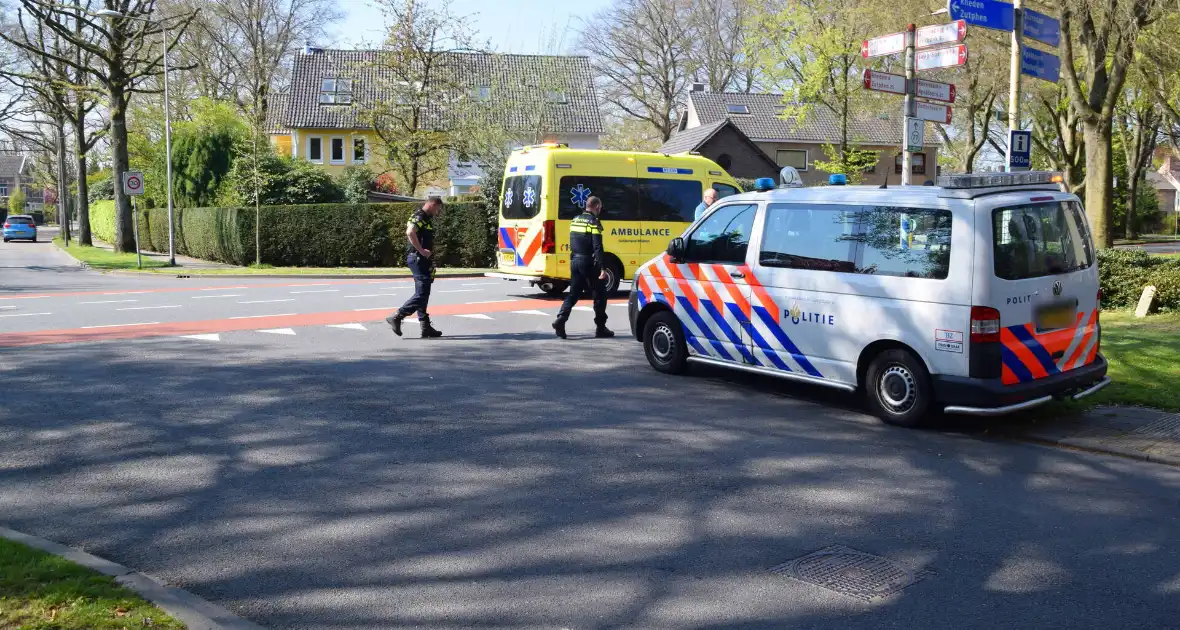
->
[627, 168, 1110, 427]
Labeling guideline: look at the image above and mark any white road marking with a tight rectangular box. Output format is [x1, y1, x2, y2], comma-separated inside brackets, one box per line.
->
[238, 299, 295, 304]
[201, 286, 248, 290]
[290, 289, 340, 294]
[180, 333, 221, 342]
[327, 323, 367, 330]
[192, 294, 241, 299]
[259, 328, 297, 335]
[455, 313, 494, 320]
[117, 305, 180, 311]
[511, 310, 550, 316]
[0, 312, 51, 318]
[435, 289, 480, 293]
[293, 283, 331, 287]
[344, 293, 399, 298]
[80, 299, 139, 304]
[80, 322, 160, 329]
[573, 306, 596, 312]
[0, 296, 47, 300]
[466, 299, 519, 304]
[0, 306, 16, 310]
[103, 291, 150, 295]
[611, 303, 628, 307]
[229, 313, 296, 319]
[461, 282, 501, 286]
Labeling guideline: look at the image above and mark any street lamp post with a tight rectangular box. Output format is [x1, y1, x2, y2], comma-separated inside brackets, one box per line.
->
[95, 9, 175, 266]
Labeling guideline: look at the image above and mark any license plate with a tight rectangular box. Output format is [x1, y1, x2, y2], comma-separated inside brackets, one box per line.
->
[1036, 304, 1075, 331]
[500, 251, 516, 266]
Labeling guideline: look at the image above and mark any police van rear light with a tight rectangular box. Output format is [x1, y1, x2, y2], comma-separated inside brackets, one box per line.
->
[970, 306, 1001, 343]
[937, 171, 1063, 189]
[542, 220, 556, 254]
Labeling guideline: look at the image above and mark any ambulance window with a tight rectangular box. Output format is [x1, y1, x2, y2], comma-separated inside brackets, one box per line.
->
[684, 203, 757, 264]
[856, 206, 953, 279]
[713, 183, 740, 199]
[641, 178, 702, 222]
[558, 176, 640, 221]
[992, 201, 1093, 280]
[759, 203, 858, 272]
[501, 175, 543, 220]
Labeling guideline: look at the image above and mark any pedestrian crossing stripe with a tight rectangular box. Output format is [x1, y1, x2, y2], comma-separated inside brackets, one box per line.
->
[327, 323, 367, 330]
[456, 314, 494, 320]
[259, 328, 297, 335]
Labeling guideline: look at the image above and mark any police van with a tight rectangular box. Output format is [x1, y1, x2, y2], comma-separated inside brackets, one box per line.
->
[487, 144, 742, 295]
[627, 169, 1110, 427]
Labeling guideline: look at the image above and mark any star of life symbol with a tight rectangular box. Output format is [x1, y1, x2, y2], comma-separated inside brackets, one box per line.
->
[504, 188, 514, 208]
[570, 184, 591, 208]
[523, 186, 536, 208]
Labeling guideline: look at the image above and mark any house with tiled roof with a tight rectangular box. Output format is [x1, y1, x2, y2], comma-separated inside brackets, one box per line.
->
[661, 88, 940, 186]
[0, 155, 30, 213]
[267, 48, 604, 196]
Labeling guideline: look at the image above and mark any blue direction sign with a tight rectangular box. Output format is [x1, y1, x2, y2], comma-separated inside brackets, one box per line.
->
[948, 0, 1014, 32]
[1022, 46, 1061, 83]
[1023, 9, 1061, 47]
[1008, 130, 1032, 171]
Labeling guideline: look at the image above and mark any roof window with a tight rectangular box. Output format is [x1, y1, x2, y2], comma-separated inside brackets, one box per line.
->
[319, 77, 353, 105]
[726, 104, 750, 115]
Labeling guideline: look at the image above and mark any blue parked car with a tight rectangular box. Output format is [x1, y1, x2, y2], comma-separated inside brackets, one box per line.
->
[3, 215, 37, 243]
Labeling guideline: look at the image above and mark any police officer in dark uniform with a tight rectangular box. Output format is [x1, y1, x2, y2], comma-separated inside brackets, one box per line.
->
[553, 195, 613, 339]
[386, 197, 444, 338]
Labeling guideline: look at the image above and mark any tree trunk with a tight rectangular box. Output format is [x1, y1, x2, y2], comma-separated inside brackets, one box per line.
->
[108, 85, 136, 252]
[73, 117, 91, 246]
[1082, 118, 1113, 249]
[54, 118, 70, 245]
[1126, 177, 1139, 240]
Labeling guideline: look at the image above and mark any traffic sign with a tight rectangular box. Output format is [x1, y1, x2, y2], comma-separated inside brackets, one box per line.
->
[948, 0, 1014, 33]
[122, 171, 145, 197]
[1022, 8, 1061, 47]
[1008, 130, 1032, 171]
[862, 32, 906, 58]
[863, 69, 907, 95]
[915, 44, 968, 70]
[1021, 46, 1061, 83]
[906, 118, 926, 153]
[915, 78, 956, 103]
[915, 101, 953, 125]
[916, 20, 967, 49]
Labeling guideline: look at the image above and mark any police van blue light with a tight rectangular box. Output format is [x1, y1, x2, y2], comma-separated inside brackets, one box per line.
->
[754, 177, 775, 192]
[829, 174, 848, 186]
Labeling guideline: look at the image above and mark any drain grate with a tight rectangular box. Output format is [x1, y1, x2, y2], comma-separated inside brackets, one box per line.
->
[770, 544, 933, 602]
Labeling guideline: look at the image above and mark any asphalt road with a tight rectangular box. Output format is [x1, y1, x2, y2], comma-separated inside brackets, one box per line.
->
[2, 236, 1179, 629]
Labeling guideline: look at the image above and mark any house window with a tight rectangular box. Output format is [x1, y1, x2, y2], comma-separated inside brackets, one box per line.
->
[353, 137, 366, 163]
[726, 104, 751, 115]
[330, 137, 345, 164]
[776, 149, 808, 171]
[319, 77, 353, 104]
[0, 182, 7, 196]
[308, 137, 323, 163]
[473, 85, 491, 101]
[774, 105, 787, 116]
[895, 153, 927, 175]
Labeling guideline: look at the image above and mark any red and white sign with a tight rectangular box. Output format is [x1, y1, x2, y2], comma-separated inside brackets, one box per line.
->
[122, 170, 145, 197]
[916, 20, 967, 49]
[915, 44, 968, 70]
[861, 32, 906, 58]
[915, 78, 956, 103]
[915, 101, 953, 125]
[862, 69, 907, 95]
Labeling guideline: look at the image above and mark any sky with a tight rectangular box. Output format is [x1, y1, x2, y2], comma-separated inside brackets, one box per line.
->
[329, 0, 614, 54]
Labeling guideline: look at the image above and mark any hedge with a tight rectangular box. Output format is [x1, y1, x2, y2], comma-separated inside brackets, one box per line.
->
[1097, 248, 1180, 312]
[88, 200, 495, 268]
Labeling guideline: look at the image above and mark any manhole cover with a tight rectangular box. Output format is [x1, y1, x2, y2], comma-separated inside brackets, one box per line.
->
[770, 545, 933, 602]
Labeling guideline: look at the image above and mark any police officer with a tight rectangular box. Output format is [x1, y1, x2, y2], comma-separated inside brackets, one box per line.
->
[386, 197, 444, 338]
[553, 195, 613, 339]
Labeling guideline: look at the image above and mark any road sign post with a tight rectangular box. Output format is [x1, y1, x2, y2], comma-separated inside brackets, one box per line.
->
[1008, 130, 1032, 171]
[122, 171, 144, 269]
[1007, 0, 1024, 173]
[906, 117, 926, 153]
[902, 24, 916, 186]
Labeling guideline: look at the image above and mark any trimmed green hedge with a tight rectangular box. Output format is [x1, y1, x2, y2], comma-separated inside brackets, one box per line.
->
[90, 200, 495, 268]
[1098, 249, 1180, 312]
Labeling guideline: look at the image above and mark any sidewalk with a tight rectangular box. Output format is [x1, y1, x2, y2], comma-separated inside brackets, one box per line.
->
[1000, 406, 1180, 466]
[84, 234, 237, 270]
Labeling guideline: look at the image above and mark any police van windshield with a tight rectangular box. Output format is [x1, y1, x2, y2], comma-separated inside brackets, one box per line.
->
[501, 175, 543, 220]
[992, 201, 1093, 281]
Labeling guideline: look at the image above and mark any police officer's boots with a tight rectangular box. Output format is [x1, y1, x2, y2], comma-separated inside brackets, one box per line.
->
[595, 325, 614, 338]
[419, 315, 443, 338]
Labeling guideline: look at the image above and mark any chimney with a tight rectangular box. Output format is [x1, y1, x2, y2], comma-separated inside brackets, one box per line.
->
[302, 42, 322, 55]
[690, 82, 706, 92]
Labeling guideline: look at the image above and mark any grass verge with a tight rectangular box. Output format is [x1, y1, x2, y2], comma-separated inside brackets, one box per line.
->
[136, 265, 492, 276]
[54, 238, 169, 270]
[1089, 310, 1180, 410]
[0, 538, 184, 629]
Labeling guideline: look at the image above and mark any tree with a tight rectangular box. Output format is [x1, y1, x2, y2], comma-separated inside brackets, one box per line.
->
[686, 0, 759, 93]
[169, 98, 246, 207]
[1030, 85, 1087, 192]
[1060, 0, 1162, 248]
[1115, 87, 1163, 239]
[7, 187, 25, 214]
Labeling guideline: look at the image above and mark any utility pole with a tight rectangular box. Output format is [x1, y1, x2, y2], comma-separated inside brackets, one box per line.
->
[55, 118, 69, 246]
[161, 26, 175, 266]
[902, 23, 916, 186]
[1005, 0, 1024, 173]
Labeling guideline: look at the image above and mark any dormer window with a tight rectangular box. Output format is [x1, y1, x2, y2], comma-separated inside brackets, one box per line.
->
[319, 78, 352, 104]
[727, 104, 750, 115]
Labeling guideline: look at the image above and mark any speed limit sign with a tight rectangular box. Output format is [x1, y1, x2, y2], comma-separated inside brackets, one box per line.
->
[123, 171, 145, 196]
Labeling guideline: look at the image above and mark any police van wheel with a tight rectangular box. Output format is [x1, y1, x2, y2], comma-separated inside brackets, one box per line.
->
[865, 349, 931, 428]
[643, 311, 687, 374]
[538, 280, 568, 296]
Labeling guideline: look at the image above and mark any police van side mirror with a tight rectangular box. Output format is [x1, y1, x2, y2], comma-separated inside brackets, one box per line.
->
[667, 237, 686, 261]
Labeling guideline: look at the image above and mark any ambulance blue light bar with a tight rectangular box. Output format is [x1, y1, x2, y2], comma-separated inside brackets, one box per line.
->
[937, 171, 1064, 189]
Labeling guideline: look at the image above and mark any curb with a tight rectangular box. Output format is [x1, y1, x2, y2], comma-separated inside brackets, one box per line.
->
[103, 271, 494, 280]
[1012, 434, 1180, 468]
[0, 526, 264, 630]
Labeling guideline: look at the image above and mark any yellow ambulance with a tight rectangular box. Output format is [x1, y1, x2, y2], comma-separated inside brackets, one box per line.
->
[487, 144, 742, 295]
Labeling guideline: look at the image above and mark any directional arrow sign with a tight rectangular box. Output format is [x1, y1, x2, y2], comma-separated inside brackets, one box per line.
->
[915, 101, 953, 125]
[1022, 8, 1061, 47]
[1022, 46, 1061, 83]
[915, 44, 968, 70]
[916, 20, 967, 49]
[915, 78, 957, 103]
[948, 0, 1014, 32]
[862, 32, 906, 58]
[863, 69, 907, 95]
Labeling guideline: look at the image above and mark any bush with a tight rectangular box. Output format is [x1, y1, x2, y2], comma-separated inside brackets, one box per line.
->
[1097, 248, 1180, 312]
[223, 155, 343, 206]
[88, 174, 114, 202]
[7, 188, 25, 214]
[734, 177, 757, 192]
[89, 200, 117, 244]
[337, 166, 375, 203]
